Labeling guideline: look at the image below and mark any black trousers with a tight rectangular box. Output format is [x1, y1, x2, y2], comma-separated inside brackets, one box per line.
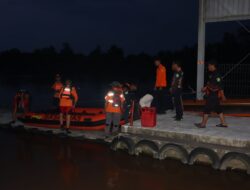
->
[123, 104, 131, 124]
[173, 89, 183, 119]
[123, 101, 140, 123]
[155, 88, 166, 113]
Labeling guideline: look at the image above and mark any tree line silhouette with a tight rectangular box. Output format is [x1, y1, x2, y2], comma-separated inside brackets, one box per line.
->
[0, 27, 249, 91]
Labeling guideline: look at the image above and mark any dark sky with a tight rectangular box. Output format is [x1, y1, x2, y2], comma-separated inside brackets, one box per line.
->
[0, 0, 248, 54]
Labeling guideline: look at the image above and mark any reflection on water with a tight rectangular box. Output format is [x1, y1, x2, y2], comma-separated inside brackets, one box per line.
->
[0, 131, 249, 190]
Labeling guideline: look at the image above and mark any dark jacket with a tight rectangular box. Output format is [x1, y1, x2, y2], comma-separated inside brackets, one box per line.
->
[171, 70, 184, 94]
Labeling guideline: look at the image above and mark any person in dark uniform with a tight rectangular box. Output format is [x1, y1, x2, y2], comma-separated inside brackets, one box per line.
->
[122, 83, 140, 124]
[122, 83, 133, 123]
[170, 61, 184, 121]
[195, 61, 227, 128]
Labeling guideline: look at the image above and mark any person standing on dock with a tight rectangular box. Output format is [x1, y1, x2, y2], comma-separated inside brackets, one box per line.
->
[195, 61, 228, 128]
[122, 83, 139, 124]
[52, 74, 63, 109]
[154, 58, 167, 114]
[122, 83, 133, 124]
[105, 81, 125, 136]
[170, 61, 184, 121]
[59, 79, 78, 134]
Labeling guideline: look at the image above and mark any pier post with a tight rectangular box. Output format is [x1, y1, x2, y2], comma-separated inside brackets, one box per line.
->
[196, 0, 206, 100]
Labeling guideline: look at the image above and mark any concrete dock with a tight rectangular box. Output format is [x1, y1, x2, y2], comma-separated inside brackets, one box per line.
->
[113, 111, 250, 174]
[124, 111, 250, 149]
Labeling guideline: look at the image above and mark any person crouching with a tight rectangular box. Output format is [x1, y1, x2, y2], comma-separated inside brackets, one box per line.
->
[59, 80, 78, 134]
[105, 81, 125, 136]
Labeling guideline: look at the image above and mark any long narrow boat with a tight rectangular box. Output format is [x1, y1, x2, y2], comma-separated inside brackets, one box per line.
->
[17, 108, 106, 131]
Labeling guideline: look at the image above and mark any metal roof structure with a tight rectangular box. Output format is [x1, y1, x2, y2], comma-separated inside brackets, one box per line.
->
[196, 0, 250, 99]
[205, 0, 250, 22]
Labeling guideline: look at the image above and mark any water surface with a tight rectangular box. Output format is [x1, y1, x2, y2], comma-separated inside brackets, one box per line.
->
[0, 131, 249, 190]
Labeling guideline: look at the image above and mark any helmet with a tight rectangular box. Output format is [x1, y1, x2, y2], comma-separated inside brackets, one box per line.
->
[110, 81, 121, 88]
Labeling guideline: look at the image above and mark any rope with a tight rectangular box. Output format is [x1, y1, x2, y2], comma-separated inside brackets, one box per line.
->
[217, 1, 250, 34]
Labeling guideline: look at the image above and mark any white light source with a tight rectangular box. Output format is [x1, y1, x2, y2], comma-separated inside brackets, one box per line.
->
[108, 99, 114, 103]
[64, 88, 71, 92]
[108, 92, 114, 97]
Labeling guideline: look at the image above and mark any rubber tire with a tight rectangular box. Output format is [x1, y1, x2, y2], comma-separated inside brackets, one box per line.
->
[134, 140, 159, 158]
[159, 144, 189, 164]
[111, 136, 135, 155]
[220, 152, 250, 174]
[189, 147, 220, 169]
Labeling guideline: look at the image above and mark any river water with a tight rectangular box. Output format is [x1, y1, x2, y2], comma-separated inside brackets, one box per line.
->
[0, 130, 249, 190]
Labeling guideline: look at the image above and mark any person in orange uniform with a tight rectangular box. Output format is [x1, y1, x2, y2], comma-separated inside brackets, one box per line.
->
[11, 90, 30, 124]
[154, 58, 167, 114]
[105, 81, 125, 136]
[52, 74, 63, 108]
[59, 80, 78, 134]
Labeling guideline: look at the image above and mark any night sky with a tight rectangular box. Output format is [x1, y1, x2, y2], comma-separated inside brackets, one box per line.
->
[0, 0, 248, 54]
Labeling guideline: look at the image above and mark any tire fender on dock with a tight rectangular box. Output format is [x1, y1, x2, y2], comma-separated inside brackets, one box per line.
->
[220, 152, 250, 174]
[110, 136, 135, 155]
[134, 140, 159, 159]
[189, 147, 220, 169]
[159, 144, 189, 164]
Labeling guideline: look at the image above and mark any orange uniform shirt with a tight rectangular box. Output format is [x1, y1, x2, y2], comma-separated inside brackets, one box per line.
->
[105, 91, 125, 113]
[155, 64, 167, 88]
[59, 87, 78, 107]
[52, 81, 63, 98]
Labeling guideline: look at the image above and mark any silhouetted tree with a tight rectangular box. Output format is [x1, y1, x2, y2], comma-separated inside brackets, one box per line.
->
[0, 25, 249, 95]
[60, 43, 74, 55]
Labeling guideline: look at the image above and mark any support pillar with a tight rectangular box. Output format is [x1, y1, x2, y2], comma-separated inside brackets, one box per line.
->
[196, 0, 206, 100]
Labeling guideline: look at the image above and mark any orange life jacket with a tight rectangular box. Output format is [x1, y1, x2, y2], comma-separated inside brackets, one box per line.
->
[105, 90, 125, 113]
[61, 87, 73, 99]
[59, 86, 78, 107]
[155, 64, 167, 88]
[13, 92, 30, 113]
[52, 81, 63, 98]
